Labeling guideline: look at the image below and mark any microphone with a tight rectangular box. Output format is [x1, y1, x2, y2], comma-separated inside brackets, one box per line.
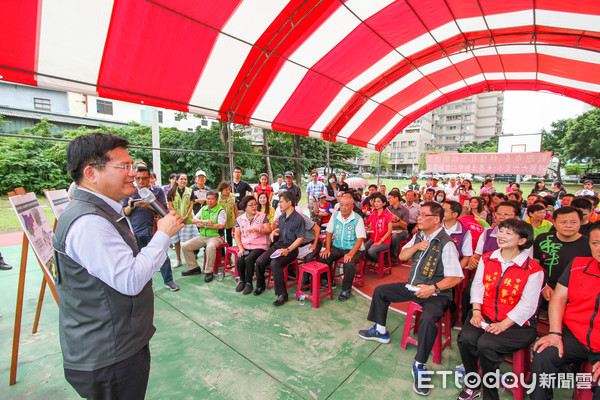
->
[138, 187, 168, 217]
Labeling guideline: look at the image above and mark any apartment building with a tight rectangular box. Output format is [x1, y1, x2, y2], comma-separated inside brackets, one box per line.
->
[384, 92, 504, 175]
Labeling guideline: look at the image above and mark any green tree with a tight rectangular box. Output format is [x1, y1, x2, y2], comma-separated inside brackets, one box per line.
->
[541, 118, 570, 181]
[563, 107, 600, 167]
[418, 150, 443, 171]
[368, 152, 391, 174]
[457, 136, 498, 153]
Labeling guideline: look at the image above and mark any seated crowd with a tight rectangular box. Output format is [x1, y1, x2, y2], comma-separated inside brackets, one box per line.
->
[134, 166, 600, 399]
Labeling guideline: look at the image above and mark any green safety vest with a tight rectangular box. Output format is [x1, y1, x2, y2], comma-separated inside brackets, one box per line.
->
[199, 204, 225, 237]
[172, 187, 194, 224]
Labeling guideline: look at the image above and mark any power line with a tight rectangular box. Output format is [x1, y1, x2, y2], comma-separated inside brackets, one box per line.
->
[0, 132, 357, 165]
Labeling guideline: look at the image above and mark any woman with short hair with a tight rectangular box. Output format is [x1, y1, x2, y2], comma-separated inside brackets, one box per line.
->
[234, 196, 272, 295]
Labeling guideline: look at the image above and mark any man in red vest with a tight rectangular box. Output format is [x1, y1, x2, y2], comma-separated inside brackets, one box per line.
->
[531, 221, 600, 399]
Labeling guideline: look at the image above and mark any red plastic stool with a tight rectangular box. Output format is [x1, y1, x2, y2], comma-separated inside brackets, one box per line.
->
[400, 301, 452, 365]
[574, 362, 594, 400]
[296, 261, 333, 308]
[203, 242, 228, 274]
[333, 258, 365, 287]
[267, 259, 299, 290]
[223, 246, 239, 278]
[367, 248, 392, 279]
[501, 346, 531, 400]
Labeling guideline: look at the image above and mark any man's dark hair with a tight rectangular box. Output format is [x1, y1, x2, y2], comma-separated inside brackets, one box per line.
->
[527, 193, 541, 199]
[388, 191, 401, 201]
[533, 198, 549, 208]
[206, 190, 218, 200]
[444, 200, 462, 216]
[368, 184, 377, 190]
[238, 195, 256, 211]
[553, 206, 583, 222]
[405, 190, 415, 197]
[66, 132, 129, 184]
[492, 192, 507, 201]
[495, 201, 521, 217]
[588, 221, 600, 237]
[526, 203, 546, 216]
[584, 195, 600, 207]
[279, 190, 296, 205]
[422, 201, 444, 221]
[563, 193, 575, 200]
[572, 197, 593, 212]
[233, 166, 243, 172]
[498, 219, 534, 251]
[276, 174, 283, 179]
[542, 195, 556, 207]
[425, 187, 435, 195]
[136, 166, 149, 174]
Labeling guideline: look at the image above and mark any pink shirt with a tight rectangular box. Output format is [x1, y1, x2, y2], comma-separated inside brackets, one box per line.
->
[367, 209, 393, 244]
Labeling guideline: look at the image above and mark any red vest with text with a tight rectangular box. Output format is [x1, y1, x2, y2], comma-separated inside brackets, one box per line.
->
[564, 257, 600, 352]
[480, 254, 543, 323]
[459, 215, 484, 251]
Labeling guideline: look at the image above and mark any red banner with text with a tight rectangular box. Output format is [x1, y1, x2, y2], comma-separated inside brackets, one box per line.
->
[426, 152, 553, 175]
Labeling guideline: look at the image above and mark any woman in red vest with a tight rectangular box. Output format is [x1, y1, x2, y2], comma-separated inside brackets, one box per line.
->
[456, 219, 544, 400]
[530, 221, 600, 399]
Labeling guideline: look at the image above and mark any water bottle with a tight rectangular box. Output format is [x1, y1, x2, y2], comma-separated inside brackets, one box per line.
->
[218, 272, 224, 281]
[298, 294, 306, 306]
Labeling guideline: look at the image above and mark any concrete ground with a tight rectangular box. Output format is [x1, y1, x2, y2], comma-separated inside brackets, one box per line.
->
[0, 239, 574, 399]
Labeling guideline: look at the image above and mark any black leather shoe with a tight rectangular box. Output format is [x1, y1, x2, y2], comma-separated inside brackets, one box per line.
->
[182, 267, 201, 276]
[253, 287, 265, 296]
[273, 293, 289, 306]
[204, 272, 214, 282]
[235, 281, 246, 292]
[243, 283, 253, 295]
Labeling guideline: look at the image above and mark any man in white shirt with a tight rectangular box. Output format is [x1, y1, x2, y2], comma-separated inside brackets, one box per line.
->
[357, 202, 463, 396]
[53, 132, 183, 399]
[271, 174, 283, 208]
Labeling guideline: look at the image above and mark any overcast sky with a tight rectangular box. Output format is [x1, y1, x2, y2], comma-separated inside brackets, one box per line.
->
[502, 91, 591, 135]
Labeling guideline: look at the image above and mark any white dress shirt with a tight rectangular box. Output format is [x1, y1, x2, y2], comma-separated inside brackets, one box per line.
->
[64, 189, 170, 296]
[405, 227, 464, 284]
[470, 249, 544, 326]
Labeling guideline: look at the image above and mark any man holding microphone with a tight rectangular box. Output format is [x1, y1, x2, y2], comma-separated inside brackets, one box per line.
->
[53, 132, 183, 399]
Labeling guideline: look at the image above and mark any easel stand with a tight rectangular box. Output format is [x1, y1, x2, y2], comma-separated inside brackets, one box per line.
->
[8, 188, 59, 386]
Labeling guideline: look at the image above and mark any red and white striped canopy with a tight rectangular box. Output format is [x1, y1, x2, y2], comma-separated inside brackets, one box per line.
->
[2, 0, 599, 150]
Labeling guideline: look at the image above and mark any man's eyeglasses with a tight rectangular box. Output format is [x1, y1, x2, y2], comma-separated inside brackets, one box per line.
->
[496, 212, 515, 216]
[134, 176, 150, 181]
[91, 163, 135, 171]
[417, 212, 435, 217]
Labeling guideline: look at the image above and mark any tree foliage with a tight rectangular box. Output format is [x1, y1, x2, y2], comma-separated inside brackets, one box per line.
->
[418, 150, 443, 170]
[541, 118, 570, 181]
[368, 152, 391, 174]
[0, 119, 363, 194]
[562, 107, 600, 166]
[457, 136, 499, 153]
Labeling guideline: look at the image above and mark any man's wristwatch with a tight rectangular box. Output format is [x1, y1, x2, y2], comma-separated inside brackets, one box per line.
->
[433, 283, 441, 295]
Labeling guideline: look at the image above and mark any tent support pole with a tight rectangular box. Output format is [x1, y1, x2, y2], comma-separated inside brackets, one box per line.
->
[327, 135, 331, 175]
[377, 150, 382, 187]
[227, 115, 234, 184]
[151, 108, 162, 185]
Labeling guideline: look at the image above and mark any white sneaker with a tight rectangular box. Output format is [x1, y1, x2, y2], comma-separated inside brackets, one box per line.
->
[172, 260, 182, 269]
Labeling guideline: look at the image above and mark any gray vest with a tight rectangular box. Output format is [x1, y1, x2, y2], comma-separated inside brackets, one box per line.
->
[409, 229, 456, 300]
[52, 190, 155, 371]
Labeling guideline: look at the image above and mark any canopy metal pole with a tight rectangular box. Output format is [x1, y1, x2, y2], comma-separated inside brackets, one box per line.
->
[326, 135, 331, 175]
[227, 116, 234, 184]
[151, 108, 162, 185]
[377, 150, 382, 186]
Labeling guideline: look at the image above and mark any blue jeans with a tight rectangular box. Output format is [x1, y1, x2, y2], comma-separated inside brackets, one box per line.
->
[136, 235, 173, 285]
[364, 240, 390, 263]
